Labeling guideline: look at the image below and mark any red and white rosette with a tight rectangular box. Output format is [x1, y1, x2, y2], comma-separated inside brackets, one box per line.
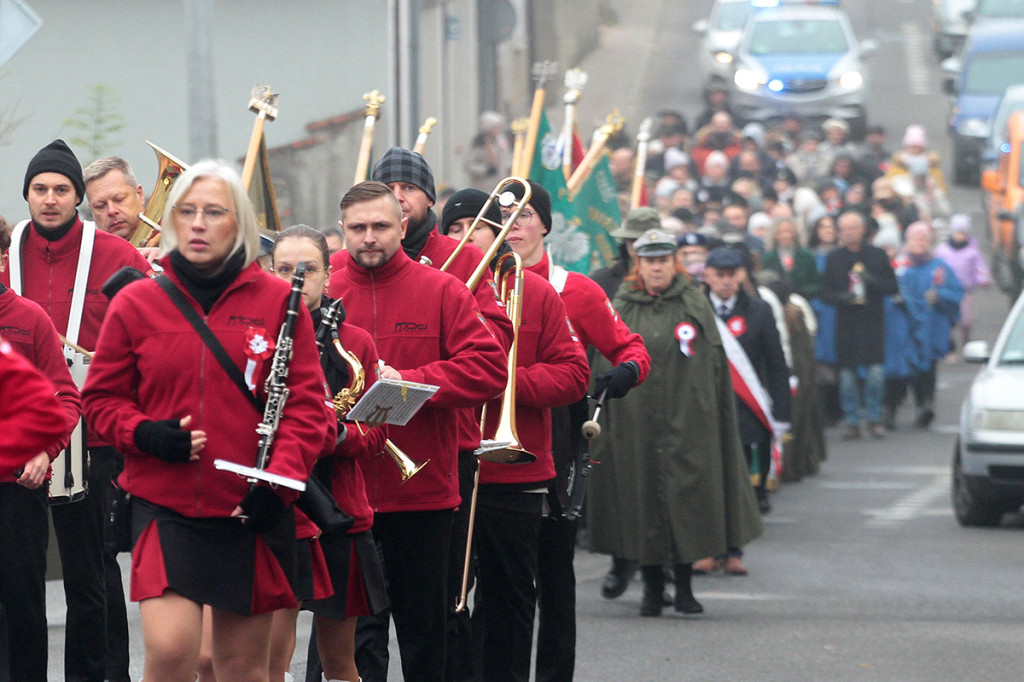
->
[674, 322, 697, 357]
[243, 327, 275, 390]
[726, 315, 747, 337]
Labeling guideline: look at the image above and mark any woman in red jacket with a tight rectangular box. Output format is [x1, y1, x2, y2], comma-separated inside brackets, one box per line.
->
[271, 224, 388, 682]
[82, 161, 333, 682]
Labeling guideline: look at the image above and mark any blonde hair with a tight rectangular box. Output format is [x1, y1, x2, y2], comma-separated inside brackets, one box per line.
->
[161, 160, 260, 266]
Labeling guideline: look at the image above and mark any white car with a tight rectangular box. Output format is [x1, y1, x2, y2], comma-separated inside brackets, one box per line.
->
[693, 0, 756, 92]
[954, 291, 1024, 526]
[728, 2, 876, 137]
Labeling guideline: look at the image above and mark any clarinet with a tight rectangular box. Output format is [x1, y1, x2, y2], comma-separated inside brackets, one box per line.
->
[253, 262, 307, 473]
[315, 297, 345, 355]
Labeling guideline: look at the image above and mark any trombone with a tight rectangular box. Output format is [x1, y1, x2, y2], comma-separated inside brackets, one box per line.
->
[439, 176, 532, 291]
[455, 250, 535, 613]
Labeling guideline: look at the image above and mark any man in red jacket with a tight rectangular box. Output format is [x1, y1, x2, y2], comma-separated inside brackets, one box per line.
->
[0, 216, 81, 681]
[1, 139, 151, 682]
[329, 181, 507, 682]
[506, 180, 652, 682]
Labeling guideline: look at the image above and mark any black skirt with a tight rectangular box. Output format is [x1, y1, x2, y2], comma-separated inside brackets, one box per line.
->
[302, 529, 388, 619]
[130, 496, 299, 616]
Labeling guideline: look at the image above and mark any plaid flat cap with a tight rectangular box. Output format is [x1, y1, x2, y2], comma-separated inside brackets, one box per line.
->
[371, 147, 436, 202]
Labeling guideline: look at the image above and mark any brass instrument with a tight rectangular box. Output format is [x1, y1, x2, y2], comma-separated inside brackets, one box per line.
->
[439, 176, 532, 291]
[130, 141, 189, 248]
[455, 250, 535, 612]
[323, 306, 427, 483]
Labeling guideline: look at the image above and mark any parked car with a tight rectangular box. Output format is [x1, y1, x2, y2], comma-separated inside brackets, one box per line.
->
[953, 290, 1024, 526]
[981, 110, 1024, 296]
[728, 2, 876, 138]
[983, 84, 1024, 169]
[942, 19, 1024, 185]
[933, 0, 976, 59]
[693, 0, 756, 93]
[972, 0, 1024, 22]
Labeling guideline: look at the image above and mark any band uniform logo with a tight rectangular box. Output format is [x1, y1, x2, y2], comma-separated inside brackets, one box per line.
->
[394, 321, 428, 333]
[229, 315, 265, 328]
[0, 325, 30, 337]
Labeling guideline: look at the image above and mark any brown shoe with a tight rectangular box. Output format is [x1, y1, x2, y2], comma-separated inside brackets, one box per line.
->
[691, 557, 721, 574]
[840, 423, 861, 440]
[868, 422, 886, 438]
[724, 556, 748, 576]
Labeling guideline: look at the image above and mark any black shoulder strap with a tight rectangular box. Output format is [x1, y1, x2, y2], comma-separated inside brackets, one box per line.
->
[155, 275, 265, 413]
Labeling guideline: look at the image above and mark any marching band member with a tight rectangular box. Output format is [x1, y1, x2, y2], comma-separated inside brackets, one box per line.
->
[0, 216, 80, 681]
[503, 180, 651, 681]
[1, 139, 151, 682]
[352, 148, 514, 681]
[82, 160, 332, 681]
[441, 187, 590, 681]
[84, 155, 163, 264]
[270, 225, 388, 682]
[329, 181, 507, 682]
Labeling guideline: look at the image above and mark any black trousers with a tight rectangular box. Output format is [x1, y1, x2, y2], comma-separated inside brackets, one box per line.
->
[0, 483, 49, 682]
[884, 363, 937, 413]
[534, 509, 577, 682]
[92, 448, 130, 681]
[354, 508, 453, 682]
[51, 446, 129, 682]
[471, 491, 543, 682]
[444, 451, 477, 682]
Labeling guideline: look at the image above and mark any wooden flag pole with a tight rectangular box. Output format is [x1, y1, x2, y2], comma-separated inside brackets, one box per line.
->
[412, 117, 438, 155]
[630, 117, 653, 210]
[518, 61, 557, 178]
[354, 90, 385, 184]
[241, 84, 279, 191]
[567, 111, 625, 199]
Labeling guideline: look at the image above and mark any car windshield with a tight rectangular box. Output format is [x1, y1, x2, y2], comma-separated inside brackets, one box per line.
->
[998, 304, 1024, 364]
[977, 0, 1024, 18]
[747, 18, 849, 55]
[713, 2, 754, 31]
[963, 53, 1024, 95]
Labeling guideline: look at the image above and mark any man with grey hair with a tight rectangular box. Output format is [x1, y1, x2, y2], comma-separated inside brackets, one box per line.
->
[84, 156, 145, 240]
[318, 222, 344, 255]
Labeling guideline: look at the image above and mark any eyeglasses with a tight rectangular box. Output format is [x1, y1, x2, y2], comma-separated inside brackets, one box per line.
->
[172, 204, 233, 225]
[273, 263, 325, 276]
[499, 209, 535, 225]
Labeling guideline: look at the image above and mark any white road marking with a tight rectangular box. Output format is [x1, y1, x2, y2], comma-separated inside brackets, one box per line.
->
[902, 22, 931, 96]
[862, 472, 951, 528]
[818, 481, 916, 490]
[856, 466, 949, 475]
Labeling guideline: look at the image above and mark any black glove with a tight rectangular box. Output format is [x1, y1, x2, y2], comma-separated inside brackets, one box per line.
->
[594, 361, 640, 400]
[237, 486, 287, 534]
[134, 419, 192, 463]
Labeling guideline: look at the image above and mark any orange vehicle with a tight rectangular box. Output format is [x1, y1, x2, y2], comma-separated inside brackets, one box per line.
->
[981, 109, 1024, 297]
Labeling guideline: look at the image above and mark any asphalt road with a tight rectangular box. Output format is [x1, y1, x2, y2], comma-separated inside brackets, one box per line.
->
[44, 0, 1024, 680]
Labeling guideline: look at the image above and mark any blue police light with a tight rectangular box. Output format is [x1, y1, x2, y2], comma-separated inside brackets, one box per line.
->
[768, 79, 785, 92]
[1001, 142, 1012, 154]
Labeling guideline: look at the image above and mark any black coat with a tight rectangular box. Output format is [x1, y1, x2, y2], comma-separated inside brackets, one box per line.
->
[820, 243, 898, 367]
[717, 289, 792, 445]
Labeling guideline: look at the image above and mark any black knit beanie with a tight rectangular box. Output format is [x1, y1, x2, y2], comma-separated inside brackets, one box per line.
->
[440, 188, 501, 236]
[23, 139, 85, 205]
[509, 180, 552, 235]
[371, 147, 436, 203]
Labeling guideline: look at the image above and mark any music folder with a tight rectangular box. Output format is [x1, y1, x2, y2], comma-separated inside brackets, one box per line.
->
[346, 378, 439, 426]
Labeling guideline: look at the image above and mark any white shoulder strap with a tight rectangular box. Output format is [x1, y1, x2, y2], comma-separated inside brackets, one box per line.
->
[8, 220, 30, 295]
[549, 264, 569, 294]
[65, 221, 97, 347]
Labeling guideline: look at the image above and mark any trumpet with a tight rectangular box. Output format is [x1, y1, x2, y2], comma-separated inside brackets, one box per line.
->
[129, 141, 189, 248]
[323, 311, 427, 484]
[439, 176, 532, 291]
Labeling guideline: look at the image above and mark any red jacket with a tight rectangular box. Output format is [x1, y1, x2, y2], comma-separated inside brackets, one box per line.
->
[328, 248, 507, 512]
[0, 329, 77, 481]
[0, 216, 153, 448]
[480, 270, 589, 485]
[333, 228, 514, 455]
[82, 259, 334, 516]
[325, 322, 387, 534]
[0, 288, 81, 483]
[527, 253, 651, 378]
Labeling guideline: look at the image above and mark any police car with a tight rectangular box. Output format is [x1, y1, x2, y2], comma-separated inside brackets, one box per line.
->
[728, 0, 876, 137]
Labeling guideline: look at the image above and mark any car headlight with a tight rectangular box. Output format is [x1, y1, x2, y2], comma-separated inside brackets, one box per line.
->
[958, 118, 990, 138]
[734, 68, 765, 92]
[837, 69, 864, 90]
[971, 408, 1024, 431]
[713, 51, 733, 65]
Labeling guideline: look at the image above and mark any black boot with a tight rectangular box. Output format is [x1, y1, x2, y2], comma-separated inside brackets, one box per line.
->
[601, 555, 638, 599]
[639, 565, 665, 617]
[672, 564, 704, 614]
